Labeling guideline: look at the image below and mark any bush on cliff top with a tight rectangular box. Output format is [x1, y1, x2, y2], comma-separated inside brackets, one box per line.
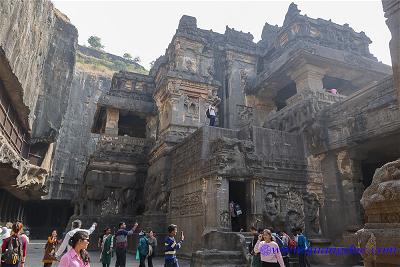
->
[76, 51, 148, 76]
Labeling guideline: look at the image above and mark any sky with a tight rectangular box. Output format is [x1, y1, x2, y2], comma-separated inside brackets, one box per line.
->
[53, 0, 392, 70]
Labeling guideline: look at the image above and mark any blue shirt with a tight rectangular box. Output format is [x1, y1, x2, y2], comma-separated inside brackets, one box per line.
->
[164, 236, 183, 260]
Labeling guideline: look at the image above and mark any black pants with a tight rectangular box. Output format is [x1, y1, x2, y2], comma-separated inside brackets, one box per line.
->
[283, 255, 290, 267]
[139, 253, 147, 267]
[115, 247, 127, 267]
[210, 116, 215, 126]
[299, 253, 306, 267]
[261, 262, 279, 267]
[43, 264, 52, 267]
[148, 254, 154, 267]
[164, 258, 179, 267]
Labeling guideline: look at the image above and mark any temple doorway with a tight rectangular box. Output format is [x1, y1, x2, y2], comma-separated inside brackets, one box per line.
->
[229, 180, 247, 232]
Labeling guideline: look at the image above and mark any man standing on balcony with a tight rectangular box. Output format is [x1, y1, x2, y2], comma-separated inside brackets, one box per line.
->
[207, 104, 216, 126]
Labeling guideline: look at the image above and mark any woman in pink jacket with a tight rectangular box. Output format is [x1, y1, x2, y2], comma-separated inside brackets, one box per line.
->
[59, 231, 90, 267]
[254, 229, 285, 267]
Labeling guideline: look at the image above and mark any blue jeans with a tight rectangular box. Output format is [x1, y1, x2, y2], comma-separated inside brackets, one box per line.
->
[209, 115, 215, 126]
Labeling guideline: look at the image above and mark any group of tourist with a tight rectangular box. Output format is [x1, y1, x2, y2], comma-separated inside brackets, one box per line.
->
[248, 226, 311, 267]
[0, 219, 184, 267]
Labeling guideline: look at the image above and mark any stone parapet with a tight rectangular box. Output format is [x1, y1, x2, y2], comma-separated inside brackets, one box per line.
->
[0, 132, 47, 199]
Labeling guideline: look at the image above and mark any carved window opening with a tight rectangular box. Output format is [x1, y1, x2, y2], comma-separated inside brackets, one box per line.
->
[360, 141, 400, 189]
[92, 107, 107, 134]
[322, 75, 355, 96]
[118, 111, 146, 138]
[229, 180, 247, 232]
[0, 79, 28, 157]
[274, 81, 296, 110]
[27, 142, 49, 166]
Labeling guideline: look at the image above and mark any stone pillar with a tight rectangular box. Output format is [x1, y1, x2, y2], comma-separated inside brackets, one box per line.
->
[104, 108, 119, 135]
[382, 0, 400, 102]
[290, 65, 326, 92]
[214, 176, 230, 231]
[245, 95, 276, 126]
[0, 191, 6, 221]
[336, 151, 364, 228]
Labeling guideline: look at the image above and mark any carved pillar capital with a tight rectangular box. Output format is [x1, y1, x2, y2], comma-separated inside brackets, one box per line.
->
[105, 107, 119, 135]
[289, 64, 326, 92]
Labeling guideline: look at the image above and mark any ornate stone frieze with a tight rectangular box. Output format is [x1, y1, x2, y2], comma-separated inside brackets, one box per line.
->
[0, 132, 47, 194]
[170, 190, 203, 217]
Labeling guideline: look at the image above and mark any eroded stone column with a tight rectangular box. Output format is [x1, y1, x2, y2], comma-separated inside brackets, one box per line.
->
[104, 108, 119, 135]
[383, 0, 400, 102]
[290, 64, 326, 92]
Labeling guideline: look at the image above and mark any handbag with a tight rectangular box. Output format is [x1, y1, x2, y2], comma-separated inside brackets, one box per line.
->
[135, 248, 140, 261]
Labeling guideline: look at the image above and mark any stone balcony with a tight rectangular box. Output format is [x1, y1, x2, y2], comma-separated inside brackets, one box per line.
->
[264, 89, 345, 132]
[96, 134, 153, 157]
[0, 131, 47, 200]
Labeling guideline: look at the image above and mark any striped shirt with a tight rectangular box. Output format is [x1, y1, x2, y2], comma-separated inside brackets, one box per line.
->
[164, 236, 183, 260]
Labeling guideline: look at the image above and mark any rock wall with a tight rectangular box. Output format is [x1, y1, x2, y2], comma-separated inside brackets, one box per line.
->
[31, 9, 77, 140]
[0, 0, 77, 131]
[46, 69, 111, 199]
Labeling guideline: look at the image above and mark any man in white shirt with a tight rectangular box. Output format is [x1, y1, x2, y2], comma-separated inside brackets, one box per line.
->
[208, 105, 216, 126]
[55, 219, 97, 258]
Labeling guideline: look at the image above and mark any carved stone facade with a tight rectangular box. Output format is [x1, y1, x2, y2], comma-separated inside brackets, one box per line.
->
[0, 1, 393, 266]
[70, 6, 398, 263]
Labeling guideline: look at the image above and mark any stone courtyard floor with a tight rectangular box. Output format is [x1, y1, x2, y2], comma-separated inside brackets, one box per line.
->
[26, 240, 361, 267]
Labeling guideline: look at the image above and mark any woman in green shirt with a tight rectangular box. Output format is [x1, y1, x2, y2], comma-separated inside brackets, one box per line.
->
[100, 227, 113, 267]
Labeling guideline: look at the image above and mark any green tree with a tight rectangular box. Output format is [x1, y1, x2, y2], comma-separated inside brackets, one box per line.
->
[88, 36, 104, 49]
[133, 56, 141, 63]
[123, 53, 132, 60]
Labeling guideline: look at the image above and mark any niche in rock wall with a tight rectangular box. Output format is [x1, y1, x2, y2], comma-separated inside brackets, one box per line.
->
[118, 111, 146, 138]
[274, 81, 296, 110]
[322, 75, 356, 96]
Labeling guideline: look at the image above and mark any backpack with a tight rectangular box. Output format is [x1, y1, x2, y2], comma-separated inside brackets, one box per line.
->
[297, 234, 310, 250]
[288, 237, 297, 250]
[273, 234, 288, 256]
[234, 204, 242, 216]
[206, 108, 211, 118]
[1, 236, 22, 264]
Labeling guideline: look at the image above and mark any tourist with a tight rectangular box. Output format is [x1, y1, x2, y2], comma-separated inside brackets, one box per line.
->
[295, 228, 311, 267]
[1, 222, 26, 267]
[147, 230, 157, 267]
[277, 231, 290, 267]
[164, 224, 184, 267]
[100, 227, 113, 267]
[328, 88, 337, 94]
[56, 220, 97, 258]
[98, 228, 107, 251]
[59, 231, 90, 267]
[138, 230, 149, 267]
[254, 229, 285, 267]
[114, 222, 138, 267]
[208, 104, 216, 126]
[19, 228, 29, 267]
[248, 226, 261, 267]
[272, 231, 289, 267]
[42, 230, 59, 267]
[0, 226, 8, 249]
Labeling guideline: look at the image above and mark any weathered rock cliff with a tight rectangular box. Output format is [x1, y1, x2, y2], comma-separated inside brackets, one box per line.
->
[46, 69, 111, 199]
[0, 0, 78, 133]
